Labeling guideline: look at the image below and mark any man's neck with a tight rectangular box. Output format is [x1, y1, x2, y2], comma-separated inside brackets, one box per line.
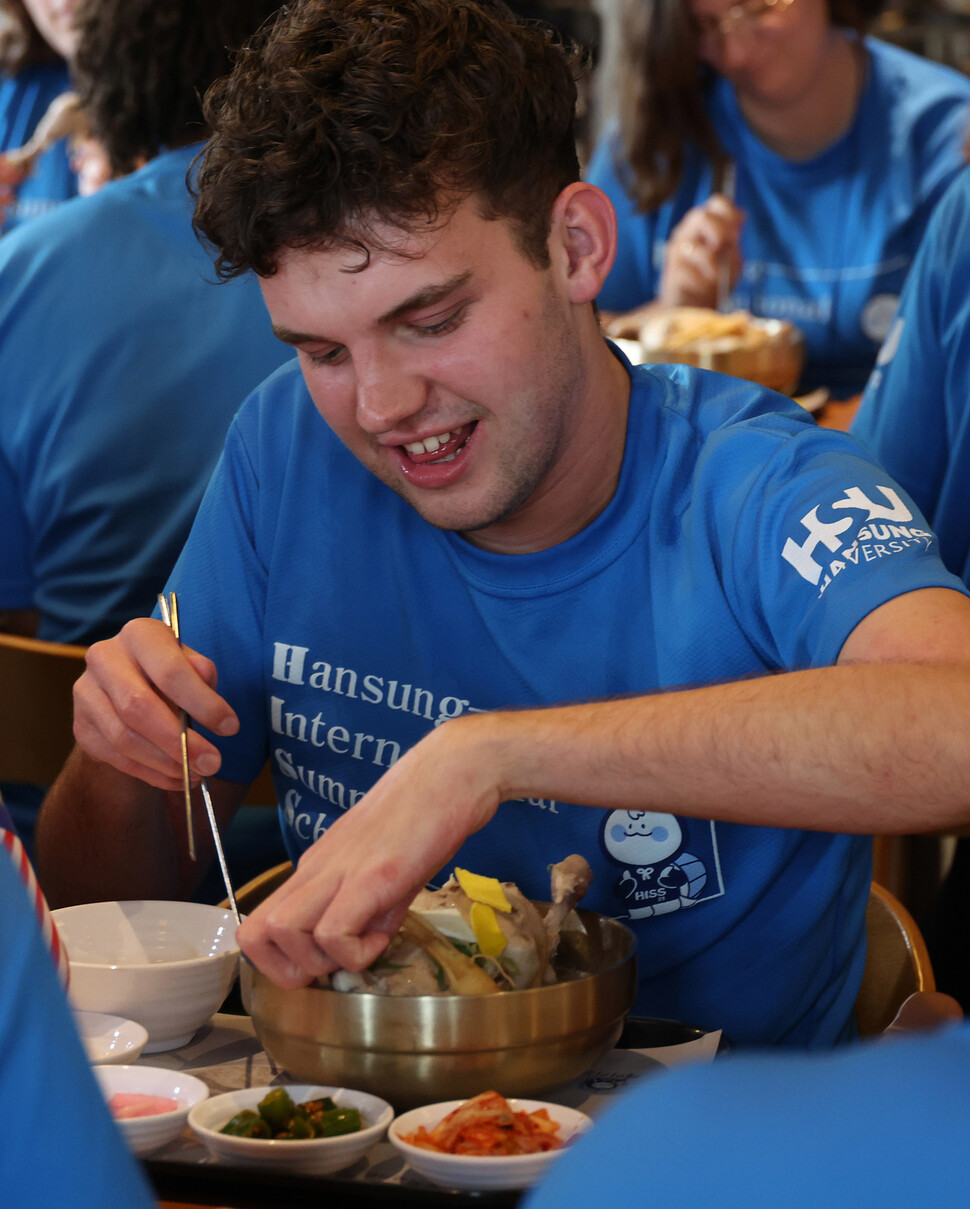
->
[739, 31, 865, 162]
[462, 334, 631, 556]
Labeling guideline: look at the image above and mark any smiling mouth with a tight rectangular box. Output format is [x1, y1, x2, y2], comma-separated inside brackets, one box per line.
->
[401, 422, 475, 465]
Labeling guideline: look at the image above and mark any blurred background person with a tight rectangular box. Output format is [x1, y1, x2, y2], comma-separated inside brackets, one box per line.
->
[0, 841, 156, 1208]
[0, 0, 290, 645]
[852, 166, 970, 1013]
[0, 0, 291, 887]
[67, 125, 110, 195]
[524, 1017, 970, 1209]
[0, 0, 79, 232]
[587, 0, 970, 398]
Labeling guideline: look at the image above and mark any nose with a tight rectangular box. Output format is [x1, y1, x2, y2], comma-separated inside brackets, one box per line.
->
[354, 352, 428, 434]
[711, 31, 756, 74]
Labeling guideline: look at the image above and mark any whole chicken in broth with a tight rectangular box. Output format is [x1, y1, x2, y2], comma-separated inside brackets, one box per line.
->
[330, 855, 593, 996]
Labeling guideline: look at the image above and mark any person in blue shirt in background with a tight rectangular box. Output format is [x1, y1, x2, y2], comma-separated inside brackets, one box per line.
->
[523, 1020, 970, 1209]
[0, 0, 291, 647]
[0, 843, 155, 1209]
[853, 166, 970, 1015]
[587, 0, 970, 398]
[0, 0, 291, 892]
[0, 0, 79, 232]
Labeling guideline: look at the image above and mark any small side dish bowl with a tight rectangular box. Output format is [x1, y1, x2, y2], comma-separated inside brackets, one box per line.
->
[75, 1010, 149, 1065]
[94, 1064, 209, 1157]
[389, 1099, 593, 1192]
[53, 900, 240, 1051]
[188, 1084, 394, 1175]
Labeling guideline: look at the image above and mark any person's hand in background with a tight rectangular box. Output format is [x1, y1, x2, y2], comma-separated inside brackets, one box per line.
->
[658, 194, 744, 309]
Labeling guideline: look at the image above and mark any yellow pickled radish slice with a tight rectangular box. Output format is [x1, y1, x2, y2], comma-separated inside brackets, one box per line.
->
[454, 867, 512, 912]
[469, 901, 508, 957]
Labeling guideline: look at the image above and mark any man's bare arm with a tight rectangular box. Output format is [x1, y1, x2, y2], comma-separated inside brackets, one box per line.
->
[239, 588, 970, 983]
[34, 748, 249, 907]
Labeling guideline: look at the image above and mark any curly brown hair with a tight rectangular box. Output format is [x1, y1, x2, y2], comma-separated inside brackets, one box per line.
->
[616, 0, 888, 211]
[69, 0, 283, 178]
[0, 0, 59, 75]
[193, 0, 587, 280]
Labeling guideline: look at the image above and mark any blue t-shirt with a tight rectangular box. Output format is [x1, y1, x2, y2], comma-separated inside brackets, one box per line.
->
[164, 350, 965, 1049]
[0, 60, 77, 234]
[524, 1022, 970, 1209]
[853, 168, 970, 589]
[588, 38, 970, 398]
[0, 846, 155, 1208]
[0, 143, 293, 642]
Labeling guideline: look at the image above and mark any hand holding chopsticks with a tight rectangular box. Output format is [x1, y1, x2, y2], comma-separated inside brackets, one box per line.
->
[157, 591, 241, 923]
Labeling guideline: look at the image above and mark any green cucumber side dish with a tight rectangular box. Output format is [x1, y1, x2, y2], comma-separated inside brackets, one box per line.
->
[219, 1088, 363, 1140]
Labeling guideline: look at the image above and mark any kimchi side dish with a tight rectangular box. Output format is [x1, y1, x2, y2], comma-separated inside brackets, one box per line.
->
[400, 1091, 565, 1157]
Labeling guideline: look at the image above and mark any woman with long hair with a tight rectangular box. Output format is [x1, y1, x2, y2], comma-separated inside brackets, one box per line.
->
[0, 0, 79, 231]
[589, 0, 970, 397]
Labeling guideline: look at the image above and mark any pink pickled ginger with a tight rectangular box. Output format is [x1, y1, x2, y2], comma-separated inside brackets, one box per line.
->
[109, 1091, 179, 1119]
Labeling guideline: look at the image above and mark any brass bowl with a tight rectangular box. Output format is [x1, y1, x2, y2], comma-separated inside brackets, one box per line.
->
[242, 909, 637, 1109]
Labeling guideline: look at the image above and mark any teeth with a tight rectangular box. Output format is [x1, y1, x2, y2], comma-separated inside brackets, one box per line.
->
[404, 430, 451, 456]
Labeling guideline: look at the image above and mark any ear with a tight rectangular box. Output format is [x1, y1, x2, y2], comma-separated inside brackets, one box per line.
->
[549, 182, 617, 305]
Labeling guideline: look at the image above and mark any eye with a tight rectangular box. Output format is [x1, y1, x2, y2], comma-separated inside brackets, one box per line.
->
[410, 304, 468, 338]
[301, 344, 348, 367]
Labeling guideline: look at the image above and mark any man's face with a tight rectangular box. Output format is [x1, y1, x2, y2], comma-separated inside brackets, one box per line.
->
[260, 198, 597, 552]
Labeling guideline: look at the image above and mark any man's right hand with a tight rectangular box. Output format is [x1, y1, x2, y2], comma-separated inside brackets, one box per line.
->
[72, 617, 239, 791]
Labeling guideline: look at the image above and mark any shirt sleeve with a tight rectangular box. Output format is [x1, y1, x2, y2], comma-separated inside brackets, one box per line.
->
[0, 852, 156, 1208]
[701, 405, 968, 671]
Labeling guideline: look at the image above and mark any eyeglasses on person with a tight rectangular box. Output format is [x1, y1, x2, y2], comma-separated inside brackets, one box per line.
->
[691, 0, 796, 43]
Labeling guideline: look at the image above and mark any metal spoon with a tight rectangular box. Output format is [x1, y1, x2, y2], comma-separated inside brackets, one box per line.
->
[716, 161, 737, 313]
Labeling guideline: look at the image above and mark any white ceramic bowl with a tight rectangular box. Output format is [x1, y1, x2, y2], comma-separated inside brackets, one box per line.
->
[389, 1098, 593, 1191]
[94, 1064, 209, 1157]
[75, 1010, 149, 1065]
[188, 1083, 393, 1175]
[53, 901, 240, 1052]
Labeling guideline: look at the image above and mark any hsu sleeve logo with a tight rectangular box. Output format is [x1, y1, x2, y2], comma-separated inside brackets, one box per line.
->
[781, 485, 932, 597]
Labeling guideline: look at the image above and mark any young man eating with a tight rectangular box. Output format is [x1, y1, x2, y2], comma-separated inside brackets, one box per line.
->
[36, 0, 970, 1049]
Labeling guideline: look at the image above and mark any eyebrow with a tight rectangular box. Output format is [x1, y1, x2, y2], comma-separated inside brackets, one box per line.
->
[271, 269, 474, 346]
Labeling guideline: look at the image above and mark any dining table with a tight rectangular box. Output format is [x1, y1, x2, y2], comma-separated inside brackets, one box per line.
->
[136, 1000, 721, 1209]
[814, 393, 862, 433]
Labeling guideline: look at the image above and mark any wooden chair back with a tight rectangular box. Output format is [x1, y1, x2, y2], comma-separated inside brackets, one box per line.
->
[855, 880, 936, 1036]
[0, 632, 87, 786]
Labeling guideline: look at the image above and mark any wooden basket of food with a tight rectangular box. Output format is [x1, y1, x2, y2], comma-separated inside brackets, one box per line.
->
[632, 306, 805, 395]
